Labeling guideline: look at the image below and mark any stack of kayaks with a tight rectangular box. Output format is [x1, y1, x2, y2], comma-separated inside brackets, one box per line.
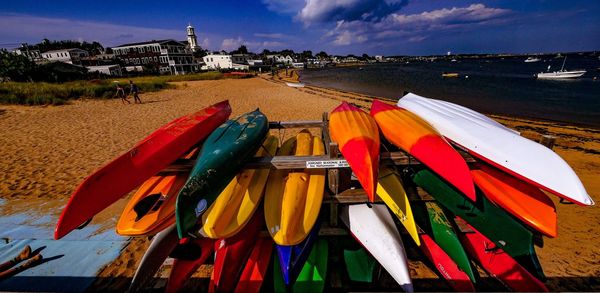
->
[54, 95, 592, 292]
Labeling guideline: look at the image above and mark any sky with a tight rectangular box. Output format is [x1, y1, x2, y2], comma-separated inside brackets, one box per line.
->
[1, 0, 599, 56]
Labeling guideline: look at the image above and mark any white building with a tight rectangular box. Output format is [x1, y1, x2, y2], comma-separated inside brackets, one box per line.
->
[202, 54, 248, 71]
[86, 65, 122, 76]
[41, 48, 89, 64]
[111, 39, 197, 75]
[186, 23, 200, 52]
[232, 54, 251, 64]
[12, 48, 42, 62]
[275, 55, 294, 64]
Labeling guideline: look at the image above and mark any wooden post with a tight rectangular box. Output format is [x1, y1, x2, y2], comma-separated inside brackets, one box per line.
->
[539, 134, 556, 150]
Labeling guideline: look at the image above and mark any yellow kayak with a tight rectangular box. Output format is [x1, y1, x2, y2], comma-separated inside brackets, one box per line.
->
[376, 166, 420, 246]
[200, 135, 278, 239]
[265, 130, 325, 245]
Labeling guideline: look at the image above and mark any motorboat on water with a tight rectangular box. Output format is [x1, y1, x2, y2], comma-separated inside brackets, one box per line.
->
[524, 57, 541, 63]
[536, 56, 586, 79]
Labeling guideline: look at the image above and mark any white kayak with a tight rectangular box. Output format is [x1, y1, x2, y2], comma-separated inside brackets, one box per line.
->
[398, 93, 593, 206]
[340, 204, 413, 292]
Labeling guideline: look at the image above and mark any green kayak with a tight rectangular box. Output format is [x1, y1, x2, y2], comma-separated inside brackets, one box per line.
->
[412, 169, 545, 280]
[413, 201, 476, 283]
[175, 109, 269, 238]
[274, 239, 328, 293]
[344, 247, 375, 283]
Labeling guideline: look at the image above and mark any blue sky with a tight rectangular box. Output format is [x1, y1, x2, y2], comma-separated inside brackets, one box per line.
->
[1, 0, 599, 55]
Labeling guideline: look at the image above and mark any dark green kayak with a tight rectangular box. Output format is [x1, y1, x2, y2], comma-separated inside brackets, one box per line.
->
[175, 109, 269, 238]
[344, 247, 375, 283]
[412, 169, 545, 280]
[413, 201, 477, 283]
[274, 239, 328, 293]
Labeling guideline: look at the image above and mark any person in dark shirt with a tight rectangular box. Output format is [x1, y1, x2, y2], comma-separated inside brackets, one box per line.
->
[129, 80, 142, 104]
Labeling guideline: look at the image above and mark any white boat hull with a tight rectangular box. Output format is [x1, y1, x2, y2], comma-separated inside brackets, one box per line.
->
[341, 204, 413, 292]
[537, 70, 586, 79]
[397, 93, 593, 206]
[285, 82, 305, 88]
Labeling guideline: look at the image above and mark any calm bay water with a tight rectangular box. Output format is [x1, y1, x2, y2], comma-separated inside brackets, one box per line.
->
[301, 55, 600, 128]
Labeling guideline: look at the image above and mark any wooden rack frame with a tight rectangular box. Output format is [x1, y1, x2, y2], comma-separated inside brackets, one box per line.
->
[160, 113, 557, 232]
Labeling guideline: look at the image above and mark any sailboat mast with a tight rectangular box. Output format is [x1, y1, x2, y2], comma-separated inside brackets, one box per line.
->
[560, 56, 567, 71]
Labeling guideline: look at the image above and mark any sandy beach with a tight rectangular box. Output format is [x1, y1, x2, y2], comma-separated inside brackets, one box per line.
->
[1, 75, 598, 291]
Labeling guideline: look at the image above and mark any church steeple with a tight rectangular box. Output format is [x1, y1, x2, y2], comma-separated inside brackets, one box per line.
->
[186, 23, 199, 52]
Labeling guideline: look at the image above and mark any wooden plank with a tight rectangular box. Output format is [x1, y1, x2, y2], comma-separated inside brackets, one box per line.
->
[268, 120, 323, 129]
[159, 150, 477, 173]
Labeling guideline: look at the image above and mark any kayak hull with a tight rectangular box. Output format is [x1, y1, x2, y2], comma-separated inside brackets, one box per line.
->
[398, 93, 593, 206]
[176, 109, 269, 238]
[234, 236, 274, 293]
[330, 102, 380, 202]
[166, 237, 214, 293]
[341, 204, 413, 292]
[370, 100, 475, 201]
[376, 166, 420, 246]
[419, 234, 475, 292]
[201, 135, 278, 239]
[471, 164, 557, 238]
[211, 210, 264, 293]
[412, 169, 545, 280]
[458, 221, 548, 292]
[275, 219, 321, 285]
[265, 131, 325, 246]
[55, 101, 231, 239]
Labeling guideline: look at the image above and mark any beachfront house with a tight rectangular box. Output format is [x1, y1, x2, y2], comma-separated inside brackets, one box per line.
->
[12, 48, 43, 63]
[111, 39, 198, 75]
[86, 65, 123, 76]
[41, 48, 89, 65]
[202, 54, 249, 71]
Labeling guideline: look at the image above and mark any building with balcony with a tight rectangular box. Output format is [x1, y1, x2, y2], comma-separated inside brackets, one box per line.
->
[202, 54, 249, 71]
[41, 48, 89, 65]
[111, 39, 197, 75]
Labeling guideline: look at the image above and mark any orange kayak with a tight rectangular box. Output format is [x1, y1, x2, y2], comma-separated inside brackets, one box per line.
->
[116, 149, 198, 236]
[471, 164, 557, 238]
[329, 102, 380, 202]
[55, 100, 231, 239]
[370, 100, 476, 201]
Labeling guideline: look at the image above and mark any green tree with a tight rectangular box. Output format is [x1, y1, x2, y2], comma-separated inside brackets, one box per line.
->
[0, 49, 37, 81]
[231, 45, 249, 55]
[316, 51, 329, 59]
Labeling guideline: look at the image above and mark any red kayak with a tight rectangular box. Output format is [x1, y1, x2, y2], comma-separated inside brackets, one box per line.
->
[471, 164, 557, 238]
[54, 101, 231, 239]
[419, 234, 475, 292]
[210, 210, 264, 293]
[457, 219, 548, 292]
[329, 102, 380, 202]
[234, 236, 274, 293]
[166, 237, 214, 293]
[370, 100, 476, 201]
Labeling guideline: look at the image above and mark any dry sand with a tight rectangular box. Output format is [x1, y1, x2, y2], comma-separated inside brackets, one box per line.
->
[0, 75, 598, 291]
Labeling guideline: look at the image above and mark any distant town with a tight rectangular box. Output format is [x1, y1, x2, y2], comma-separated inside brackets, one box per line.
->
[2, 23, 599, 81]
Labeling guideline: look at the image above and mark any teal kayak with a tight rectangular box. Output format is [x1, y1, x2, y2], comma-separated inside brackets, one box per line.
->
[175, 109, 269, 238]
[412, 169, 545, 280]
[413, 201, 476, 283]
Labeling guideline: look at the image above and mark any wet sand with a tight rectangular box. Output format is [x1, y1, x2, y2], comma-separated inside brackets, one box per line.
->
[0, 75, 598, 291]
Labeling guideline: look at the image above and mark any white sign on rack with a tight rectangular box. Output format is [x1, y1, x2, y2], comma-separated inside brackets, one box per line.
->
[306, 160, 350, 169]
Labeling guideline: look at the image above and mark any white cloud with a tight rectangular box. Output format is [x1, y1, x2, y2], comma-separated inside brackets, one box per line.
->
[221, 37, 245, 51]
[200, 38, 211, 49]
[297, 0, 408, 25]
[0, 13, 185, 48]
[254, 33, 286, 39]
[325, 3, 510, 46]
[221, 36, 286, 52]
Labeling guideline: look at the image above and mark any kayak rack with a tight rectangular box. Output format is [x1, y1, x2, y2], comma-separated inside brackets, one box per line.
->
[160, 113, 559, 231]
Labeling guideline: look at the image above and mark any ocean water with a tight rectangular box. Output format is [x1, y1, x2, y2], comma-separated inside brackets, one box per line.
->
[301, 55, 600, 127]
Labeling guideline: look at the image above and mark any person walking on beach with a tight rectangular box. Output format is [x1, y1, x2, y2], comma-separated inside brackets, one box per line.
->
[129, 80, 142, 104]
[114, 83, 130, 104]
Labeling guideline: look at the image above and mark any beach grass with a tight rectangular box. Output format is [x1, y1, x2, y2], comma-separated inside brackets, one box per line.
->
[0, 71, 227, 105]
